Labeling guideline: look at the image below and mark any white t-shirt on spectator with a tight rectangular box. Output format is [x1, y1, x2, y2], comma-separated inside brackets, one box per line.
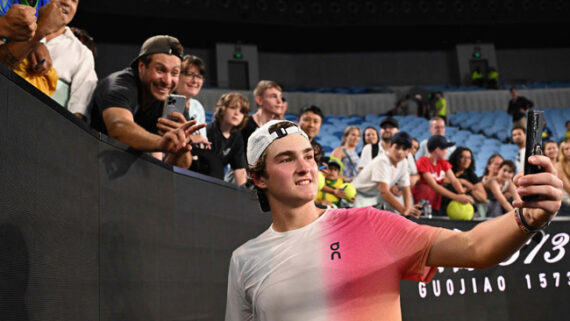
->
[352, 153, 410, 210]
[516, 147, 526, 174]
[358, 143, 386, 169]
[46, 27, 98, 121]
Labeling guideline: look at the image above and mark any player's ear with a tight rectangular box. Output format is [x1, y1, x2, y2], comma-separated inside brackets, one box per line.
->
[250, 172, 267, 189]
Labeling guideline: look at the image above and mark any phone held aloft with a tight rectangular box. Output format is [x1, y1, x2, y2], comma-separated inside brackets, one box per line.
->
[163, 94, 187, 121]
[522, 109, 544, 201]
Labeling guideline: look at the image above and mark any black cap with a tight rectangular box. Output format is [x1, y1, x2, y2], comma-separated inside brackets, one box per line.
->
[391, 131, 412, 149]
[427, 135, 455, 152]
[130, 35, 183, 69]
[380, 116, 399, 129]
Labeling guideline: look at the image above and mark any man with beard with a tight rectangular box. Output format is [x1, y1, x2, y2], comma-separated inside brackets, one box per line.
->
[89, 35, 205, 168]
[416, 116, 456, 160]
[358, 116, 399, 169]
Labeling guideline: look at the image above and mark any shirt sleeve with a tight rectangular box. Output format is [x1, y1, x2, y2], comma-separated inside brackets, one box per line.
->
[366, 208, 441, 282]
[370, 157, 391, 185]
[407, 154, 418, 175]
[190, 99, 208, 138]
[67, 43, 98, 121]
[93, 70, 137, 115]
[225, 254, 253, 321]
[358, 144, 372, 169]
[416, 156, 430, 174]
[442, 159, 452, 172]
[229, 132, 247, 170]
[396, 163, 410, 187]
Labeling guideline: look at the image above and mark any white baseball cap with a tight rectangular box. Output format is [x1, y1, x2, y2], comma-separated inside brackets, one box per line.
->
[247, 120, 309, 166]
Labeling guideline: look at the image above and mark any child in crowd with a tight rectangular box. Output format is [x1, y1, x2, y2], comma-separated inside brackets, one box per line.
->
[485, 160, 521, 217]
[315, 156, 355, 207]
[190, 92, 249, 186]
[544, 141, 559, 166]
[412, 135, 473, 215]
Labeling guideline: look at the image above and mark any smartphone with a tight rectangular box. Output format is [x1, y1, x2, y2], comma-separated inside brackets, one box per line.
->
[522, 110, 544, 201]
[162, 94, 187, 120]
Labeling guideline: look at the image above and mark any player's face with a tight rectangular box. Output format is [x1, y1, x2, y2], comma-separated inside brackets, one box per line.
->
[177, 64, 203, 98]
[364, 128, 378, 145]
[258, 88, 284, 116]
[298, 111, 322, 140]
[139, 54, 181, 102]
[544, 143, 558, 161]
[512, 129, 526, 145]
[460, 150, 472, 170]
[345, 129, 361, 147]
[430, 119, 446, 136]
[256, 134, 318, 206]
[222, 102, 245, 128]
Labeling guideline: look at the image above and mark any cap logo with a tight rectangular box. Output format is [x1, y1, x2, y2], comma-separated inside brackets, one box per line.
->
[274, 127, 288, 138]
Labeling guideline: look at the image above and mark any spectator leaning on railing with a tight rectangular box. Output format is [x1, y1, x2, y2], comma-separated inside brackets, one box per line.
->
[88, 35, 206, 169]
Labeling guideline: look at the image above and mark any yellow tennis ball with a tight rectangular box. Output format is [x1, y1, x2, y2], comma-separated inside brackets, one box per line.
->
[341, 182, 356, 201]
[446, 200, 474, 220]
[318, 171, 325, 191]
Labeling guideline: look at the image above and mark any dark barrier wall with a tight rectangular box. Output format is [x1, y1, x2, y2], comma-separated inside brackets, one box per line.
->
[1, 65, 569, 320]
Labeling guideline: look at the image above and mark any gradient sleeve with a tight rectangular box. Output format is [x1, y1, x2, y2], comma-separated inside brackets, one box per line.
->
[367, 208, 441, 282]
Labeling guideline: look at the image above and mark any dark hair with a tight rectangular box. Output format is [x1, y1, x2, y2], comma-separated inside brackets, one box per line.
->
[391, 131, 412, 149]
[500, 160, 516, 173]
[139, 42, 184, 67]
[448, 147, 475, 174]
[181, 55, 206, 76]
[298, 105, 324, 120]
[483, 153, 504, 176]
[362, 126, 379, 146]
[512, 126, 526, 134]
[71, 27, 97, 57]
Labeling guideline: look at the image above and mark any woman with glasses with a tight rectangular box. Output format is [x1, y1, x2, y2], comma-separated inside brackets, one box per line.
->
[176, 55, 208, 138]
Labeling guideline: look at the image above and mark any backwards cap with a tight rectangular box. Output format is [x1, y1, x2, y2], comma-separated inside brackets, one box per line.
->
[130, 35, 183, 69]
[247, 120, 309, 166]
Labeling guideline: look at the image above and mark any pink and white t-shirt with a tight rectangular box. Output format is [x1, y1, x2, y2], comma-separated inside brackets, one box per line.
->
[225, 207, 441, 321]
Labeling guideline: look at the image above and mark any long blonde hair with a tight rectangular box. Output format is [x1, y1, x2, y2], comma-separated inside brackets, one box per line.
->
[558, 141, 570, 179]
[340, 126, 361, 146]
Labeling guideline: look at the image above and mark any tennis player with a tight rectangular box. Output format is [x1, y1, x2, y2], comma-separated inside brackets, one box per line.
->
[225, 120, 561, 321]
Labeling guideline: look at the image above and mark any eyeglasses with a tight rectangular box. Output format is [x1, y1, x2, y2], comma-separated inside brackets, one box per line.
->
[182, 72, 204, 81]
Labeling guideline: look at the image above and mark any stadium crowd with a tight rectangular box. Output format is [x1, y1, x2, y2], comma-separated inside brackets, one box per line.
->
[1, 1, 569, 219]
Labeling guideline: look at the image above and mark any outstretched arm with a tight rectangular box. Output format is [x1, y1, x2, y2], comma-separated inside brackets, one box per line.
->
[427, 156, 562, 269]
